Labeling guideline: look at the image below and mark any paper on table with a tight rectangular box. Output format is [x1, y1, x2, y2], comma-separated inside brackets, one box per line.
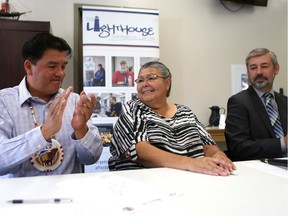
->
[56, 172, 180, 215]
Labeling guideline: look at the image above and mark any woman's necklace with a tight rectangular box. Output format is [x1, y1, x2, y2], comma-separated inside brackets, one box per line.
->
[28, 99, 64, 173]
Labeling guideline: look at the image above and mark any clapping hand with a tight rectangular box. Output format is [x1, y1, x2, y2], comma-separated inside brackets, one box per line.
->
[72, 91, 96, 139]
[41, 86, 73, 140]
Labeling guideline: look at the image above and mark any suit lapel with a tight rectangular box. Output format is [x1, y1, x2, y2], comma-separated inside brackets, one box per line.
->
[247, 86, 275, 137]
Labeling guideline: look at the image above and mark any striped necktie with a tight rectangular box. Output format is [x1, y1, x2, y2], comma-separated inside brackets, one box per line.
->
[262, 92, 284, 138]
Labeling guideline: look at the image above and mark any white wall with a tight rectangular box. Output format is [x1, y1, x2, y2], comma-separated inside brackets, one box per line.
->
[12, 0, 287, 125]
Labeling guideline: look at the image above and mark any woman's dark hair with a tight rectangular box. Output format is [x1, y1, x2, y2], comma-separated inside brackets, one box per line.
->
[22, 32, 72, 64]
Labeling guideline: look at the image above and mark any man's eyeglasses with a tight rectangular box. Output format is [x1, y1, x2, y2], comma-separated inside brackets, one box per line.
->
[135, 74, 166, 84]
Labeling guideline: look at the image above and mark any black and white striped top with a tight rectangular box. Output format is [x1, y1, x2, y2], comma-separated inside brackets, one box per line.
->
[108, 98, 215, 171]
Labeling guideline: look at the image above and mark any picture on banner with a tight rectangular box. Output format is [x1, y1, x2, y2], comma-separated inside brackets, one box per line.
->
[83, 56, 105, 87]
[112, 57, 134, 87]
[89, 92, 125, 118]
[82, 5, 159, 172]
[98, 124, 114, 147]
[84, 123, 114, 173]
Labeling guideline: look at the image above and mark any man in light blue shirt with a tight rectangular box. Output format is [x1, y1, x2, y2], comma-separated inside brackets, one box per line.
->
[0, 33, 103, 178]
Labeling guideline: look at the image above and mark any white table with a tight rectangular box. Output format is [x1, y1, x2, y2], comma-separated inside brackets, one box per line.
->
[0, 161, 287, 216]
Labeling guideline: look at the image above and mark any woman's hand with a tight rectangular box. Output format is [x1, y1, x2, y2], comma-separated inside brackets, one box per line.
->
[212, 151, 236, 173]
[203, 145, 236, 174]
[135, 142, 236, 176]
[188, 157, 235, 176]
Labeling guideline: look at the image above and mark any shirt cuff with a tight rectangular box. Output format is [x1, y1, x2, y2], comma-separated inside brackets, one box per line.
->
[280, 137, 287, 156]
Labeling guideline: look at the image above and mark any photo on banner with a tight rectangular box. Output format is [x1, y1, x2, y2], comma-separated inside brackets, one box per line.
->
[81, 5, 159, 172]
[84, 123, 114, 173]
[83, 56, 105, 87]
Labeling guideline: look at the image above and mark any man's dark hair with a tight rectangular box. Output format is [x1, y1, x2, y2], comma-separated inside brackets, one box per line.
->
[22, 32, 72, 64]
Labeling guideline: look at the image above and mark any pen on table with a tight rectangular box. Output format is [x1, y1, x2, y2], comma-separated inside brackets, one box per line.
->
[7, 198, 73, 204]
[260, 158, 288, 167]
[230, 172, 238, 176]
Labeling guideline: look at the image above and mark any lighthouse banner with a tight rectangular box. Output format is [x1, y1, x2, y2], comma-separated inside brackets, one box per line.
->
[82, 6, 159, 47]
[82, 5, 159, 91]
[81, 6, 159, 172]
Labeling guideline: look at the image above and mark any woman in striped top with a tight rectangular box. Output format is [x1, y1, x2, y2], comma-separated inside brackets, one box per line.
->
[108, 61, 236, 176]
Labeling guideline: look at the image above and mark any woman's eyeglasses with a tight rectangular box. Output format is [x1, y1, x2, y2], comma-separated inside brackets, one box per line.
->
[135, 74, 166, 84]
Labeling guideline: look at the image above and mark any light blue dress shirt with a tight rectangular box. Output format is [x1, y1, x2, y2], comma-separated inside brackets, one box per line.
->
[0, 78, 103, 178]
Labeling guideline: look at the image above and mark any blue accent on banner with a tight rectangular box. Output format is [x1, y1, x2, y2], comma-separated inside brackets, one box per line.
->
[82, 8, 159, 16]
[83, 43, 159, 48]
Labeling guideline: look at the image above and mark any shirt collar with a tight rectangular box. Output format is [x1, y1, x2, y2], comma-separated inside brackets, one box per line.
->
[252, 86, 274, 99]
[19, 77, 63, 106]
[19, 77, 32, 106]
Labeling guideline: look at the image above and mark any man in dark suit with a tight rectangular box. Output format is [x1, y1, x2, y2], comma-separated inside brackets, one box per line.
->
[225, 48, 287, 161]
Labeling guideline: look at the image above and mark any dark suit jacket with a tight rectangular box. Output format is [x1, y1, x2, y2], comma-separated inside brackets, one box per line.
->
[225, 86, 287, 161]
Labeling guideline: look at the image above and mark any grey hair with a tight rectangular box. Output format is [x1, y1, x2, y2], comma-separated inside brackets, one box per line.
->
[246, 48, 278, 68]
[139, 61, 172, 97]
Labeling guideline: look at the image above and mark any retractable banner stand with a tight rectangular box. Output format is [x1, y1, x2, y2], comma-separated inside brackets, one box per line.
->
[82, 6, 159, 172]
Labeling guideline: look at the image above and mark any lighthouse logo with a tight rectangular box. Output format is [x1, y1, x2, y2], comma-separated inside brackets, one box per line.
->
[86, 16, 100, 32]
[85, 15, 155, 39]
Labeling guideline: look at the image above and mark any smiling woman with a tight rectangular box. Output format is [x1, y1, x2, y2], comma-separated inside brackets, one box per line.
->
[108, 61, 236, 176]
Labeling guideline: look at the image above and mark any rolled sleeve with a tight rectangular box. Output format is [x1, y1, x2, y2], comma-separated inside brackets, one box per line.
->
[125, 141, 138, 161]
